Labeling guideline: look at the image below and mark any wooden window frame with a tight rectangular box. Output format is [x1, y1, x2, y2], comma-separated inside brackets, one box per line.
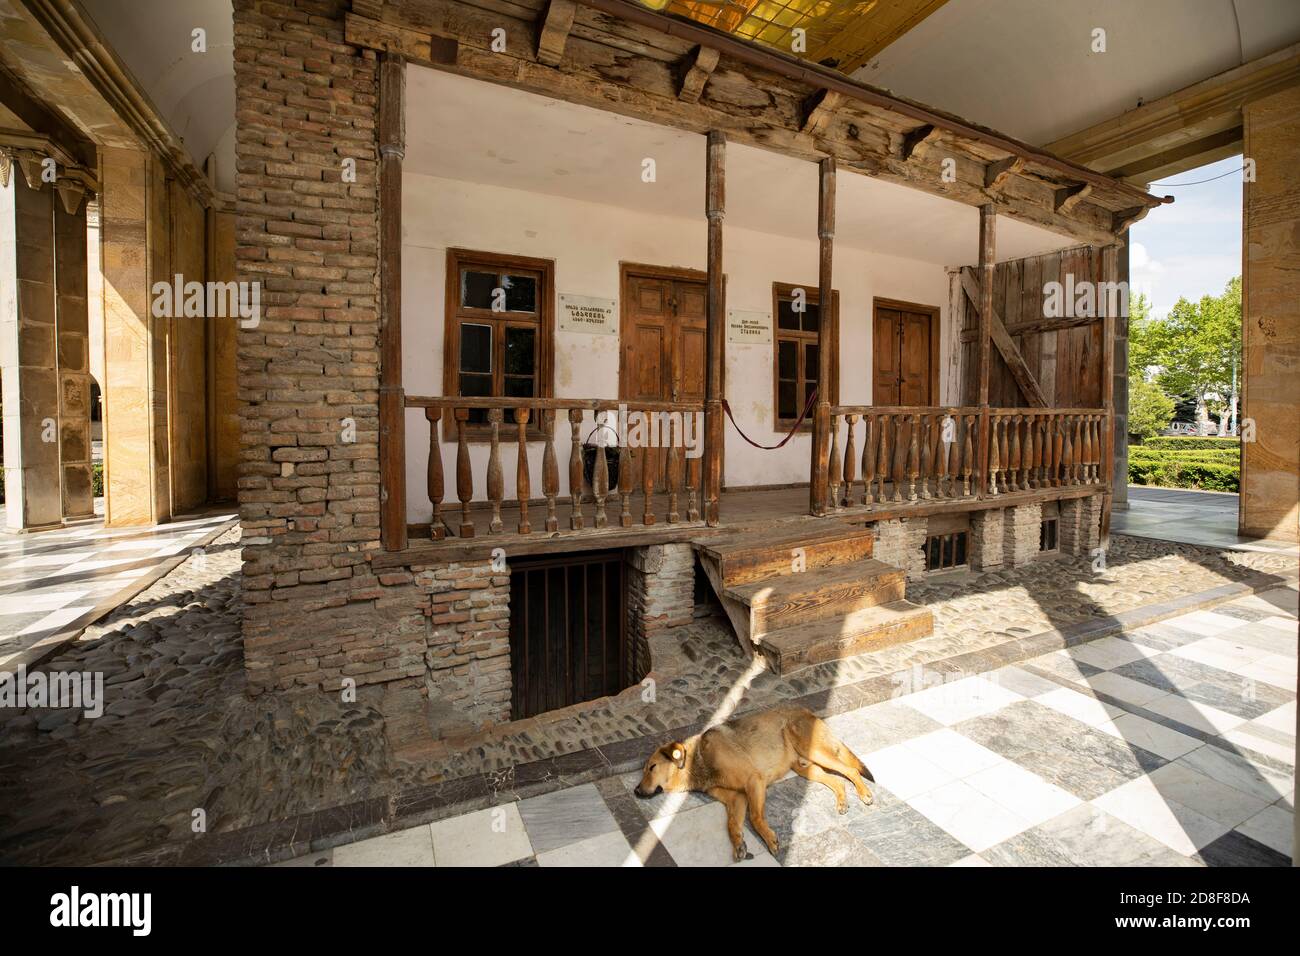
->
[443, 248, 555, 440]
[871, 297, 941, 407]
[772, 281, 839, 432]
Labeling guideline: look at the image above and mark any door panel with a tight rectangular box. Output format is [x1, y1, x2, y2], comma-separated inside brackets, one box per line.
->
[874, 303, 935, 407]
[873, 309, 901, 405]
[900, 312, 932, 406]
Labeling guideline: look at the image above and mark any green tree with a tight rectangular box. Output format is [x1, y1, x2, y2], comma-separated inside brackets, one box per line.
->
[1128, 377, 1176, 440]
[1142, 277, 1241, 422]
[1127, 291, 1159, 379]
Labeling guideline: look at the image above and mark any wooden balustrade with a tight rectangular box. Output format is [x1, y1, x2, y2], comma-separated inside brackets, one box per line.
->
[819, 405, 1107, 512]
[404, 396, 706, 540]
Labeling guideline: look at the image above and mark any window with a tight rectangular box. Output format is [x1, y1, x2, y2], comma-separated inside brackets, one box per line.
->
[922, 531, 968, 572]
[444, 249, 554, 435]
[772, 281, 838, 430]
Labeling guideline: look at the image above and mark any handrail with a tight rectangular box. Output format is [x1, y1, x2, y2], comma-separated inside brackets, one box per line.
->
[404, 395, 702, 413]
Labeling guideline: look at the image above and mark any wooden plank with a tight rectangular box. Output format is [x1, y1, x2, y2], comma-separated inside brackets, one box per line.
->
[801, 89, 844, 136]
[379, 52, 408, 552]
[960, 268, 1049, 408]
[345, 12, 457, 62]
[677, 45, 719, 104]
[984, 155, 1024, 191]
[1054, 182, 1092, 214]
[900, 123, 938, 160]
[536, 0, 577, 66]
[704, 130, 725, 526]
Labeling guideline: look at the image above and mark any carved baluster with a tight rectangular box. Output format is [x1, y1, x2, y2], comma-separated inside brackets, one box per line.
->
[892, 416, 905, 503]
[919, 414, 932, 500]
[667, 415, 681, 523]
[842, 413, 858, 507]
[1030, 417, 1042, 489]
[542, 410, 559, 533]
[828, 413, 842, 510]
[568, 409, 584, 530]
[1008, 414, 1022, 492]
[425, 408, 445, 539]
[962, 414, 975, 496]
[861, 415, 876, 505]
[878, 414, 891, 502]
[455, 408, 474, 537]
[1085, 414, 1097, 484]
[906, 414, 920, 501]
[1093, 415, 1103, 483]
[1061, 414, 1074, 486]
[642, 422, 656, 526]
[513, 408, 532, 534]
[687, 452, 701, 522]
[997, 413, 1009, 493]
[937, 414, 951, 498]
[618, 427, 633, 527]
[988, 413, 1001, 497]
[486, 408, 505, 533]
[1020, 416, 1032, 490]
[593, 410, 609, 528]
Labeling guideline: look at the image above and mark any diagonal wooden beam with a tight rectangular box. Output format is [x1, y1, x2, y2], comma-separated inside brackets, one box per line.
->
[536, 0, 577, 67]
[801, 89, 844, 137]
[984, 155, 1024, 191]
[677, 45, 719, 104]
[900, 123, 938, 161]
[1112, 206, 1150, 233]
[1053, 182, 1092, 214]
[960, 267, 1049, 408]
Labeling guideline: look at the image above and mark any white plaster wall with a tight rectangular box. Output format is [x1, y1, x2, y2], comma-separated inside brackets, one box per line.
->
[402, 173, 953, 520]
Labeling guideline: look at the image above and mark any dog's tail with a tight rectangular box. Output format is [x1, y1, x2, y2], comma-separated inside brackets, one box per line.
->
[844, 744, 874, 782]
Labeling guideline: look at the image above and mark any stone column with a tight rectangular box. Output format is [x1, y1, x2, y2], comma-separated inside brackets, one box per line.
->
[1, 173, 63, 531]
[99, 146, 170, 526]
[56, 197, 93, 518]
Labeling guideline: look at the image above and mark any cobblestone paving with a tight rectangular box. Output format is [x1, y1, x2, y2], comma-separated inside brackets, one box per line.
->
[0, 530, 1293, 865]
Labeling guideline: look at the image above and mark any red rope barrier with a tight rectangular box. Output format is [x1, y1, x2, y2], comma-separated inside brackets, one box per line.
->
[722, 387, 819, 450]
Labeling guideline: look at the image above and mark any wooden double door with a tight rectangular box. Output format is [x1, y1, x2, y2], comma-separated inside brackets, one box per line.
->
[873, 299, 939, 406]
[619, 266, 708, 490]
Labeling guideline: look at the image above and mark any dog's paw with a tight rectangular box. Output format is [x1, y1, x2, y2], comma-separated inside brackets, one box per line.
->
[859, 787, 874, 806]
[836, 801, 849, 815]
[733, 841, 752, 863]
[764, 837, 780, 856]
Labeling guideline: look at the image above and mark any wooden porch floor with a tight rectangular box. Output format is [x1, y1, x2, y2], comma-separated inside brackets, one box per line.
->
[375, 482, 1104, 567]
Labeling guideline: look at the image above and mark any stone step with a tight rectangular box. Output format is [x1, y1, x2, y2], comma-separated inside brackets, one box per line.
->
[758, 600, 935, 674]
[697, 523, 875, 587]
[725, 557, 906, 639]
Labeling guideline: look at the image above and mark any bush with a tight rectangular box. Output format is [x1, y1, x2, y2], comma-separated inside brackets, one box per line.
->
[1128, 448, 1238, 493]
[1128, 378, 1176, 441]
[1129, 447, 1239, 467]
[1139, 435, 1239, 450]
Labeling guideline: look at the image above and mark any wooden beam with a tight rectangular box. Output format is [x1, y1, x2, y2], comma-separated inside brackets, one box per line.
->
[810, 157, 835, 517]
[801, 89, 844, 137]
[677, 46, 719, 104]
[984, 155, 1024, 191]
[1112, 206, 1150, 234]
[959, 268, 1049, 408]
[537, 0, 577, 67]
[345, 12, 458, 63]
[976, 207, 995, 407]
[0, 64, 95, 169]
[959, 311, 1098, 342]
[1054, 182, 1092, 214]
[899, 123, 938, 161]
[703, 130, 725, 527]
[379, 52, 408, 552]
[1103, 126, 1242, 184]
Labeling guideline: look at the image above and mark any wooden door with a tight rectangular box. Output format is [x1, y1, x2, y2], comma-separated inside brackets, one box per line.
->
[620, 267, 708, 490]
[872, 299, 938, 406]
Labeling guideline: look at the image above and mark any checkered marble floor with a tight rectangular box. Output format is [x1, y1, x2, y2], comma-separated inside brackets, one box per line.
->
[278, 586, 1297, 868]
[0, 510, 238, 668]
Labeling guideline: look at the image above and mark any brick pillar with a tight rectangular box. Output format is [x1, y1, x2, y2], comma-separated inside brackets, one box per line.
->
[1060, 496, 1102, 556]
[1, 175, 63, 531]
[1004, 502, 1043, 568]
[234, 0, 383, 693]
[55, 198, 93, 518]
[969, 509, 1006, 572]
[99, 147, 171, 526]
[626, 544, 695, 676]
[872, 518, 927, 580]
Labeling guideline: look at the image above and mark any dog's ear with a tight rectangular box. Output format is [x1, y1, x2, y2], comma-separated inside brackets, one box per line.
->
[665, 742, 686, 770]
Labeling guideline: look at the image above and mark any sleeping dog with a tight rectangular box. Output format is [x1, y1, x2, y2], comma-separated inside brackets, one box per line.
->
[634, 705, 874, 861]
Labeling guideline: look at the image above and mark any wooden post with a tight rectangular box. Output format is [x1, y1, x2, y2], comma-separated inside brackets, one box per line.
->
[810, 156, 835, 516]
[703, 130, 726, 526]
[975, 205, 995, 498]
[378, 52, 407, 551]
[1100, 242, 1118, 546]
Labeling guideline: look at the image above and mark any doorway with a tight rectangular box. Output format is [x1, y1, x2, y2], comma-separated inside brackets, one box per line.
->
[872, 298, 940, 406]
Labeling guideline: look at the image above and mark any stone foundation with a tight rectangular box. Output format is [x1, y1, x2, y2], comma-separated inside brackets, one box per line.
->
[626, 544, 695, 679]
[1060, 495, 1103, 556]
[1005, 502, 1044, 567]
[873, 518, 928, 580]
[969, 509, 1006, 572]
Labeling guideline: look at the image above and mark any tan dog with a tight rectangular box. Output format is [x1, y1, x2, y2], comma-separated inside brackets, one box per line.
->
[634, 705, 874, 861]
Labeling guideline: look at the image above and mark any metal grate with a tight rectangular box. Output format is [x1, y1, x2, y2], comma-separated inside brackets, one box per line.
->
[922, 530, 967, 572]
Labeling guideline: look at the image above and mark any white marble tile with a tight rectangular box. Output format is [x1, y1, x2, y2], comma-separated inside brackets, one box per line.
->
[1175, 744, 1292, 804]
[1234, 804, 1293, 859]
[1218, 725, 1295, 764]
[862, 742, 955, 800]
[1066, 636, 1157, 671]
[963, 761, 1080, 827]
[429, 803, 533, 867]
[1237, 653, 1296, 689]
[1144, 693, 1247, 736]
[907, 779, 1032, 853]
[333, 826, 434, 867]
[901, 729, 1006, 778]
[536, 829, 641, 867]
[1253, 701, 1296, 735]
[0, 590, 89, 613]
[1168, 610, 1258, 637]
[650, 802, 778, 867]
[1092, 779, 1229, 856]
[1145, 762, 1271, 828]
[1108, 712, 1202, 760]
[1260, 616, 1299, 633]
[1034, 686, 1126, 729]
[17, 606, 93, 636]
[948, 854, 991, 867]
[1256, 588, 1299, 619]
[1171, 636, 1271, 673]
[1084, 670, 1172, 707]
[898, 675, 1022, 726]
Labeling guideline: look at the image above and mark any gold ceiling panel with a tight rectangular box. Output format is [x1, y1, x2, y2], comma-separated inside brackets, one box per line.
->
[643, 0, 949, 74]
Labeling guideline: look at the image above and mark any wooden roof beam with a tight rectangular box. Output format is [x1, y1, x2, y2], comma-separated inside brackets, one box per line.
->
[1112, 206, 1150, 233]
[801, 89, 844, 136]
[677, 45, 720, 104]
[1054, 182, 1092, 214]
[899, 123, 938, 161]
[537, 0, 577, 67]
[984, 155, 1024, 191]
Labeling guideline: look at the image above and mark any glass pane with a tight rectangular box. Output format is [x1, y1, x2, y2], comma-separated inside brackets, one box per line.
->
[804, 343, 819, 382]
[505, 326, 536, 375]
[461, 270, 498, 310]
[777, 381, 797, 420]
[803, 380, 817, 407]
[501, 275, 537, 313]
[460, 323, 492, 373]
[460, 372, 492, 425]
[503, 375, 534, 398]
[777, 298, 801, 331]
[802, 301, 821, 333]
[778, 339, 797, 379]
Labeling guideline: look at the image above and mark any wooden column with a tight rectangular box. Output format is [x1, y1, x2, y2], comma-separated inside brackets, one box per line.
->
[378, 52, 407, 551]
[1100, 242, 1118, 547]
[703, 130, 725, 526]
[975, 204, 995, 497]
[810, 156, 835, 516]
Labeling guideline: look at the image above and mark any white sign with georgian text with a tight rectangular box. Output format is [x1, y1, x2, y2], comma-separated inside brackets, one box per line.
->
[558, 293, 617, 335]
[727, 309, 772, 345]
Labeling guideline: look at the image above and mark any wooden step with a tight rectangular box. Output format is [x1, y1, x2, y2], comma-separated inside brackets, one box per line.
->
[725, 558, 905, 639]
[758, 601, 934, 674]
[697, 523, 874, 587]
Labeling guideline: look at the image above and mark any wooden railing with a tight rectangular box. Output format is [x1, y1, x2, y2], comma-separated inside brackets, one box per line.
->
[403, 396, 706, 540]
[817, 405, 1109, 511]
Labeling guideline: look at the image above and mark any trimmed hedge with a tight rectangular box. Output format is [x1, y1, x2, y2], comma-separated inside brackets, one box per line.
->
[1129, 447, 1239, 467]
[1128, 448, 1238, 493]
[1139, 435, 1240, 451]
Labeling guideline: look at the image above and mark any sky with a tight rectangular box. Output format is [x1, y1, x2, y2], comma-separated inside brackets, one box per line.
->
[1128, 155, 1243, 320]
